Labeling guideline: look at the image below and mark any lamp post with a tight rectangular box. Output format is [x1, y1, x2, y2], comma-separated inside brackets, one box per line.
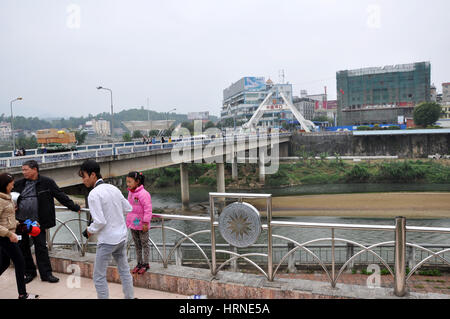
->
[166, 107, 176, 130]
[10, 97, 23, 155]
[97, 86, 113, 138]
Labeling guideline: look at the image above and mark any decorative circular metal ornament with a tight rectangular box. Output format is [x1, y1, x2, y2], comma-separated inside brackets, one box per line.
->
[218, 202, 262, 248]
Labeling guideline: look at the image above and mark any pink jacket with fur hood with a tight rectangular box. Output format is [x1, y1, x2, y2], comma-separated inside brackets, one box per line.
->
[126, 185, 152, 230]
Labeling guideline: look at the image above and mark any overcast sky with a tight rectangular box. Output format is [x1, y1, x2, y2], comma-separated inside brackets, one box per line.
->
[1, 0, 449, 118]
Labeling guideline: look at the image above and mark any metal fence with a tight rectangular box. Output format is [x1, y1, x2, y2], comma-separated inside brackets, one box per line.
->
[52, 192, 450, 297]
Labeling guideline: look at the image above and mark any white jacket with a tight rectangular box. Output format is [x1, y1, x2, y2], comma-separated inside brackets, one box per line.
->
[87, 182, 132, 245]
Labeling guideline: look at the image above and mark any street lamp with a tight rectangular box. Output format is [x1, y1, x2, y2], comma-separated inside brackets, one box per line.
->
[166, 108, 176, 130]
[10, 97, 23, 154]
[97, 86, 114, 138]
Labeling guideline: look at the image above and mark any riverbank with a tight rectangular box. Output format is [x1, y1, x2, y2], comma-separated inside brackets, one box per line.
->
[133, 159, 450, 191]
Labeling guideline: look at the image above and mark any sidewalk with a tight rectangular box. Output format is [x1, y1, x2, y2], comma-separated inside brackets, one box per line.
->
[0, 267, 188, 299]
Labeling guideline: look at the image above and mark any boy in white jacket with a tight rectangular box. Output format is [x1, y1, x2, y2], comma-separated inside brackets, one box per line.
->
[78, 159, 134, 299]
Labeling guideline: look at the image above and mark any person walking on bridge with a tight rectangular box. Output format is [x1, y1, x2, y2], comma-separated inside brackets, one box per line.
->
[78, 159, 134, 299]
[13, 160, 81, 284]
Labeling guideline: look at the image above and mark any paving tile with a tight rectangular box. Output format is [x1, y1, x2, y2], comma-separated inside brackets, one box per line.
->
[0, 267, 187, 299]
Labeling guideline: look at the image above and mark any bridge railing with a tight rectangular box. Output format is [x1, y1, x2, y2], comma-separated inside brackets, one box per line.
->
[52, 192, 450, 297]
[1, 133, 291, 168]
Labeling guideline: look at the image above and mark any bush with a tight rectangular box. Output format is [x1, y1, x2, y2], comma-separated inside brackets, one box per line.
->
[197, 176, 216, 186]
[377, 161, 426, 182]
[346, 164, 371, 182]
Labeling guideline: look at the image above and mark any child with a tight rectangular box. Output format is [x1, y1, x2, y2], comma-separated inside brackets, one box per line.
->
[126, 171, 152, 274]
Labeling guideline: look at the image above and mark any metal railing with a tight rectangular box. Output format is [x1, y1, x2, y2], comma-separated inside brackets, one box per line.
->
[0, 133, 291, 168]
[51, 193, 450, 297]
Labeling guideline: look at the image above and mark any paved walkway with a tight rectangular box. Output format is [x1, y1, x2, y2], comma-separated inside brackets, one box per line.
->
[0, 267, 188, 299]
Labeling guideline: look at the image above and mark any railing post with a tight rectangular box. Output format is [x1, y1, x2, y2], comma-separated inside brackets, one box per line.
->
[287, 243, 296, 273]
[175, 243, 183, 266]
[346, 243, 355, 272]
[210, 194, 217, 276]
[331, 228, 336, 288]
[231, 245, 238, 272]
[407, 246, 416, 270]
[46, 229, 52, 251]
[267, 196, 273, 281]
[162, 218, 167, 268]
[394, 216, 407, 297]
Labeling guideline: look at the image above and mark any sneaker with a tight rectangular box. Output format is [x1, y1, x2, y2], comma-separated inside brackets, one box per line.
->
[18, 293, 39, 299]
[137, 263, 149, 274]
[131, 264, 142, 274]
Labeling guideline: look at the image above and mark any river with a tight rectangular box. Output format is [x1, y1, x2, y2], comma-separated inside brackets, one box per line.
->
[52, 183, 450, 249]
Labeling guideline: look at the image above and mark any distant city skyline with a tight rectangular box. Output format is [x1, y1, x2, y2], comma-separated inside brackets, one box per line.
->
[1, 0, 449, 119]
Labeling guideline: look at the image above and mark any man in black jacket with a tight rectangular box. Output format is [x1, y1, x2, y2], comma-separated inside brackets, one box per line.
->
[13, 160, 81, 284]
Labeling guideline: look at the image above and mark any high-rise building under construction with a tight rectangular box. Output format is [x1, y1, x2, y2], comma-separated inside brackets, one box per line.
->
[336, 61, 431, 126]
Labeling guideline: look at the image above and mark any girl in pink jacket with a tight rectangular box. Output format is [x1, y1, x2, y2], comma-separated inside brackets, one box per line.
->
[126, 172, 152, 274]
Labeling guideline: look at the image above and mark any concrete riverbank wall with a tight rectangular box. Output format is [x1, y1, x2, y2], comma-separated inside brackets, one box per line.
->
[291, 132, 450, 158]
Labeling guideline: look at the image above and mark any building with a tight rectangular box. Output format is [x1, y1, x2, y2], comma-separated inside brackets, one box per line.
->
[221, 77, 293, 128]
[84, 119, 111, 136]
[430, 84, 437, 102]
[0, 122, 11, 140]
[443, 83, 450, 104]
[122, 120, 175, 134]
[336, 61, 431, 126]
[292, 97, 316, 121]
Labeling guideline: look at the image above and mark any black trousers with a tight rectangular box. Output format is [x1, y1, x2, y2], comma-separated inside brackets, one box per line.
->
[0, 237, 27, 296]
[18, 228, 52, 278]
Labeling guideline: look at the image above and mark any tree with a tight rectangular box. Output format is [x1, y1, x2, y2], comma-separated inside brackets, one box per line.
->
[122, 132, 132, 142]
[413, 102, 441, 127]
[132, 130, 143, 138]
[74, 130, 87, 145]
[16, 134, 38, 149]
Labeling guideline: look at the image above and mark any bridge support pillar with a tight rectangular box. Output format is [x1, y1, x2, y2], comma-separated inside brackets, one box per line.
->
[217, 161, 225, 193]
[216, 161, 226, 208]
[259, 154, 265, 184]
[279, 142, 289, 158]
[180, 163, 190, 211]
[231, 154, 238, 181]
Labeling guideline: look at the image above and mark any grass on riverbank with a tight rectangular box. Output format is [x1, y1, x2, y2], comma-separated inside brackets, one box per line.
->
[264, 158, 450, 187]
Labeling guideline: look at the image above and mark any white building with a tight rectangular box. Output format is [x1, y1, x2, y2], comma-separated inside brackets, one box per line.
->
[0, 122, 11, 140]
[84, 119, 110, 136]
[443, 83, 450, 104]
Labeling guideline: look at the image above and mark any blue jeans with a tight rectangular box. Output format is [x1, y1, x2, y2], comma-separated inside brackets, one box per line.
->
[93, 240, 134, 299]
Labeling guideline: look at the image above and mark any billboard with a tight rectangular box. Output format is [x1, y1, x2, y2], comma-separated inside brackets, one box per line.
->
[188, 111, 209, 120]
[244, 77, 266, 91]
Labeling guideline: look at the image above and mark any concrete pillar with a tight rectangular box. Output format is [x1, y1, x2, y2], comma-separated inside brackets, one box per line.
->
[216, 161, 226, 208]
[217, 162, 225, 193]
[259, 153, 265, 183]
[279, 142, 289, 158]
[231, 153, 238, 181]
[180, 163, 190, 211]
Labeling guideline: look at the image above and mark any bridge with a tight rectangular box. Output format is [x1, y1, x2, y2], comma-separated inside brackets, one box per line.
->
[0, 132, 291, 210]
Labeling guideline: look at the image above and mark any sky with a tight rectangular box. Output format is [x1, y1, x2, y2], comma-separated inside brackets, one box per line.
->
[1, 0, 449, 118]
